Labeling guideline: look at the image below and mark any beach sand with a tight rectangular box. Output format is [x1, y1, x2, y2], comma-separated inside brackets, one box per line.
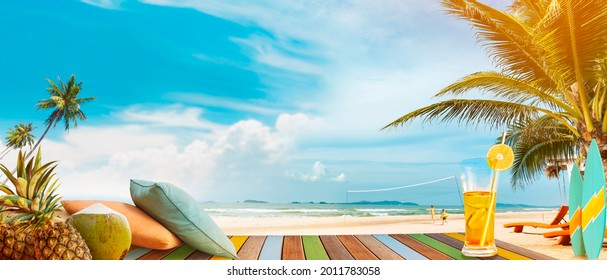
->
[213, 210, 598, 260]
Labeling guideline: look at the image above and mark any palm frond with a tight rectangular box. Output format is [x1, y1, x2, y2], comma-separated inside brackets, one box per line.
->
[442, 0, 555, 89]
[537, 0, 607, 130]
[383, 99, 542, 131]
[507, 118, 577, 189]
[435, 71, 576, 115]
[507, 0, 551, 26]
[538, 0, 607, 85]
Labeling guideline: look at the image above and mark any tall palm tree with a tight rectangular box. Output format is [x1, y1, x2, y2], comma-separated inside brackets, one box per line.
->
[1, 75, 95, 185]
[0, 122, 36, 159]
[25, 74, 96, 161]
[383, 0, 607, 189]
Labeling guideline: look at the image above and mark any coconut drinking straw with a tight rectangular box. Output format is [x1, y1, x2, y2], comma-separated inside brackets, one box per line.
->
[479, 132, 507, 247]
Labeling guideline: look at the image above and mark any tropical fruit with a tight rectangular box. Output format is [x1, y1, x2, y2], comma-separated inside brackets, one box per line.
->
[0, 148, 92, 260]
[67, 203, 131, 260]
[486, 144, 514, 171]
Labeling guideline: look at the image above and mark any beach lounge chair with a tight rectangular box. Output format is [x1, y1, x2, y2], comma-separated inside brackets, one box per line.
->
[503, 205, 569, 233]
[543, 228, 607, 246]
[542, 229, 571, 245]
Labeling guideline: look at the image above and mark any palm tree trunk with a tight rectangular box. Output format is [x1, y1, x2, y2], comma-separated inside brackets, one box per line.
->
[0, 146, 10, 160]
[0, 122, 52, 185]
[24, 122, 52, 162]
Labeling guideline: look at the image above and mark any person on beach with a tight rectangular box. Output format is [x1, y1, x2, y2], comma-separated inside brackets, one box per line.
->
[429, 205, 435, 223]
[441, 209, 449, 225]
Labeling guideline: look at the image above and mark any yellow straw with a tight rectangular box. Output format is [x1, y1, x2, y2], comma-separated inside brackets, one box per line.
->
[479, 132, 507, 246]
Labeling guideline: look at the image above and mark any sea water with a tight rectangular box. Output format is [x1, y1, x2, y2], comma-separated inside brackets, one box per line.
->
[200, 202, 557, 218]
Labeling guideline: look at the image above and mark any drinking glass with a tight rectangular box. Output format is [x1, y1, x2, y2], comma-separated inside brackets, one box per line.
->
[460, 158, 498, 257]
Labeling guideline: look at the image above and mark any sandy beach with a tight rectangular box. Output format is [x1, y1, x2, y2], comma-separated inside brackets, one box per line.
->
[213, 210, 596, 260]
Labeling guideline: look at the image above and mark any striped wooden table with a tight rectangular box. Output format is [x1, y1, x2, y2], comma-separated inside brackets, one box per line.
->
[124, 233, 556, 260]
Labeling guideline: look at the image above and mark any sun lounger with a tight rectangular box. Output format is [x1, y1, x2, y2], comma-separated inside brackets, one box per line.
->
[543, 230, 571, 245]
[124, 233, 556, 260]
[503, 205, 569, 233]
[543, 228, 607, 246]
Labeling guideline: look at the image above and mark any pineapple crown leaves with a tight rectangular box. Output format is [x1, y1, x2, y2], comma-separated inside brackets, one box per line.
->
[0, 148, 63, 224]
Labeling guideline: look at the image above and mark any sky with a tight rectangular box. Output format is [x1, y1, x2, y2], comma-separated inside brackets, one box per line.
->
[0, 0, 566, 206]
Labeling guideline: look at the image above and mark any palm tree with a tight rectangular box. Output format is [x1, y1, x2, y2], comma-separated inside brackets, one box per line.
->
[544, 158, 570, 205]
[25, 74, 96, 161]
[383, 0, 607, 189]
[0, 122, 36, 159]
[1, 75, 95, 184]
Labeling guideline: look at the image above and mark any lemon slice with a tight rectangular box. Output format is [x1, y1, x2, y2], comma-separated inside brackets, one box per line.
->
[487, 144, 514, 171]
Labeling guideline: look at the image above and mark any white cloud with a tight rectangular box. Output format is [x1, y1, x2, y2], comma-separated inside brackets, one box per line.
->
[80, 0, 124, 9]
[137, 0, 494, 146]
[288, 160, 347, 184]
[20, 106, 298, 201]
[168, 92, 283, 116]
[113, 105, 222, 131]
[275, 113, 325, 140]
[296, 161, 327, 182]
[330, 173, 347, 183]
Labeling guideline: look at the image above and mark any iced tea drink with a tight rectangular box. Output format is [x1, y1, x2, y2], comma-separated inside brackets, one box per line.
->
[462, 190, 497, 256]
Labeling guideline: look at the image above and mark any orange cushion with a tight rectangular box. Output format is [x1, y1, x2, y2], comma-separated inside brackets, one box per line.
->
[61, 200, 182, 250]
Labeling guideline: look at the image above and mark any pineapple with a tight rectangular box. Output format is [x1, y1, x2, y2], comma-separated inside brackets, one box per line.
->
[0, 148, 91, 260]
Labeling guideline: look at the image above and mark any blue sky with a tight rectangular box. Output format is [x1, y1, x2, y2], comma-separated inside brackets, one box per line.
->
[0, 0, 565, 206]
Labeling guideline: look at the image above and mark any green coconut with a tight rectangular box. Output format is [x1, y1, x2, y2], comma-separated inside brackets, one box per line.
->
[67, 203, 132, 260]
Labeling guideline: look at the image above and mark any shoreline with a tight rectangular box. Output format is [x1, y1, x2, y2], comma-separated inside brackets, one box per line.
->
[212, 210, 597, 260]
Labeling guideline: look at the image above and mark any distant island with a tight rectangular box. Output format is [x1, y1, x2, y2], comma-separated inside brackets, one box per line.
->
[496, 203, 550, 208]
[289, 200, 418, 206]
[241, 199, 268, 204]
[346, 200, 419, 206]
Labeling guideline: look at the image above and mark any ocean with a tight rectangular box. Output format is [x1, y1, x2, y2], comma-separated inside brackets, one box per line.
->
[201, 202, 559, 218]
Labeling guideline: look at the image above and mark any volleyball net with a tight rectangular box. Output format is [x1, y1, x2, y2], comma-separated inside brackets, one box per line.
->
[345, 175, 463, 207]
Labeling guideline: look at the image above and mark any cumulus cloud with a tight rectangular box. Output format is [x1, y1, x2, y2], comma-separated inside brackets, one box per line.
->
[136, 0, 493, 146]
[296, 161, 327, 182]
[21, 105, 309, 201]
[330, 173, 347, 183]
[275, 113, 325, 140]
[288, 161, 346, 183]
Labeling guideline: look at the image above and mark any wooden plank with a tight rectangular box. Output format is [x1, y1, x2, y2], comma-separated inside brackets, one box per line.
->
[390, 234, 451, 260]
[282, 236, 305, 260]
[337, 235, 378, 260]
[259, 236, 283, 260]
[124, 246, 152, 260]
[425, 233, 503, 260]
[211, 236, 248, 260]
[162, 244, 197, 260]
[374, 234, 427, 260]
[302, 235, 330, 260]
[319, 235, 354, 260]
[137, 247, 178, 260]
[444, 233, 531, 260]
[356, 235, 403, 260]
[408, 234, 477, 260]
[494, 239, 556, 260]
[238, 236, 266, 260]
[186, 250, 212, 260]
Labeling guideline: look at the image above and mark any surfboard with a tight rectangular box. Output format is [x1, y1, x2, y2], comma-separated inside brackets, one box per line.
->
[581, 139, 606, 259]
[568, 162, 585, 256]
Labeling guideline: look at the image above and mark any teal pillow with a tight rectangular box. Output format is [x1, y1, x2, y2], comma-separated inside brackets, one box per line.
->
[129, 179, 237, 259]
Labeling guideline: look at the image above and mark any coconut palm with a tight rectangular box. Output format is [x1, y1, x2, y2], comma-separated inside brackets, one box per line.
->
[544, 158, 570, 205]
[383, 0, 607, 189]
[0, 123, 36, 160]
[1, 75, 95, 185]
[26, 74, 96, 161]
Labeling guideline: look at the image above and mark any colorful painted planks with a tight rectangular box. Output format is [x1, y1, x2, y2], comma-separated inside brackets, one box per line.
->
[124, 233, 555, 260]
